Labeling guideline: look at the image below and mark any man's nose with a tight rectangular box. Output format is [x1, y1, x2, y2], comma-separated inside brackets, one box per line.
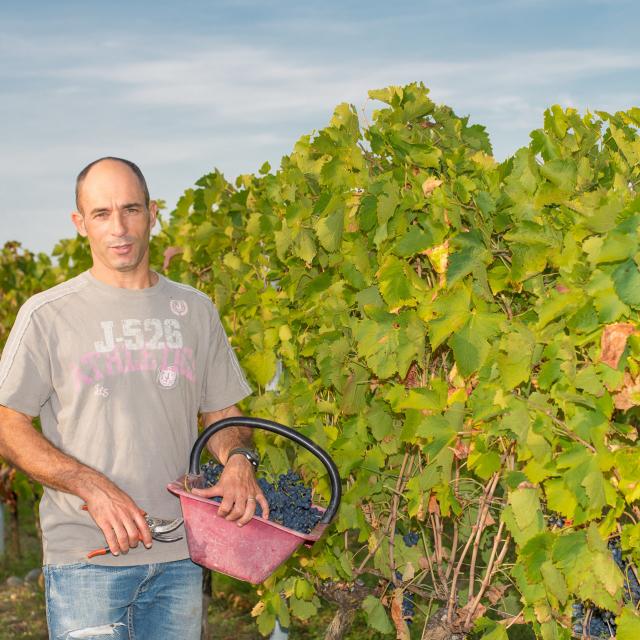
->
[110, 211, 127, 236]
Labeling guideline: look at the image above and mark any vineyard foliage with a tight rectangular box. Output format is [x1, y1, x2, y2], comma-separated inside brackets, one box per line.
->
[3, 83, 640, 639]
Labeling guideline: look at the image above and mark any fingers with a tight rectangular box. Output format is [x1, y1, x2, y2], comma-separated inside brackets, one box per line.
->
[204, 484, 266, 525]
[236, 496, 257, 526]
[193, 462, 270, 527]
[101, 522, 122, 556]
[256, 493, 270, 521]
[191, 485, 224, 498]
[83, 492, 151, 555]
[132, 509, 153, 549]
[111, 520, 136, 556]
[97, 511, 149, 556]
[219, 493, 261, 526]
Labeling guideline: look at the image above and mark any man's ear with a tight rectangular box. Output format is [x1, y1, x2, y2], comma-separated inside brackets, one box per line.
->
[71, 210, 87, 237]
[149, 201, 158, 228]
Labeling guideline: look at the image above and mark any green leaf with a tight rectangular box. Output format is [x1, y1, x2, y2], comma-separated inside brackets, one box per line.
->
[468, 447, 501, 479]
[544, 479, 578, 518]
[449, 313, 500, 377]
[359, 195, 378, 231]
[377, 255, 425, 310]
[540, 560, 568, 604]
[612, 259, 640, 308]
[496, 326, 536, 390]
[257, 611, 276, 636]
[315, 207, 344, 252]
[353, 310, 425, 379]
[617, 606, 640, 640]
[385, 384, 447, 412]
[244, 350, 277, 387]
[503, 488, 544, 544]
[361, 595, 393, 634]
[539, 158, 577, 192]
[510, 488, 542, 531]
[377, 190, 399, 226]
[293, 228, 317, 263]
[536, 290, 582, 329]
[393, 226, 433, 257]
[474, 618, 509, 640]
[368, 401, 394, 440]
[447, 247, 483, 286]
[290, 596, 318, 620]
[340, 364, 369, 415]
[424, 284, 471, 349]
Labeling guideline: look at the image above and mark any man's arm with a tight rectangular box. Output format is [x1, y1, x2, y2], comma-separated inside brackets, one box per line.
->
[191, 404, 269, 525]
[0, 404, 152, 556]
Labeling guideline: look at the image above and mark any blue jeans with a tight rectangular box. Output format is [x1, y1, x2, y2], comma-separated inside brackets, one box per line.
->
[43, 559, 203, 640]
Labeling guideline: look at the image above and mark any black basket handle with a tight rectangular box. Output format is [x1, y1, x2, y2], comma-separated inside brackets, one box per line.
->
[189, 417, 341, 525]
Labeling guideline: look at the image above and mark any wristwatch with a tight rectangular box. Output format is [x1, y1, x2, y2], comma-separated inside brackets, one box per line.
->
[226, 447, 260, 472]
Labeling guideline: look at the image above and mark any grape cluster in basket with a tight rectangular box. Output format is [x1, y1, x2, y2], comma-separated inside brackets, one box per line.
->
[201, 462, 323, 534]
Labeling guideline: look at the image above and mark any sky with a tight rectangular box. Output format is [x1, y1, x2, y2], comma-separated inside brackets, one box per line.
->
[1, 0, 638, 255]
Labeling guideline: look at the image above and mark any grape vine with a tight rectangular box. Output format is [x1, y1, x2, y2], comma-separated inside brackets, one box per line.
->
[2, 84, 640, 640]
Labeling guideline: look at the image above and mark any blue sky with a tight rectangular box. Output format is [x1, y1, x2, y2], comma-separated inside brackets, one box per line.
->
[1, 0, 638, 254]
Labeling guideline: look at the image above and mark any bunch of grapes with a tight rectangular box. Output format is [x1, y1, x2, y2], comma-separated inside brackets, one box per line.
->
[572, 602, 615, 639]
[571, 538, 640, 638]
[402, 592, 415, 622]
[394, 571, 415, 623]
[547, 513, 566, 528]
[201, 461, 223, 486]
[200, 462, 323, 534]
[402, 531, 420, 547]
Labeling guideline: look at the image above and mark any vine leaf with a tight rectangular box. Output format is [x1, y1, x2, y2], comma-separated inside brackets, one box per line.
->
[600, 322, 635, 368]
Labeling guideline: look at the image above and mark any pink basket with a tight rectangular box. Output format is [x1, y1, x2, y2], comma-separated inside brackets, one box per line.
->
[169, 417, 341, 584]
[168, 475, 326, 584]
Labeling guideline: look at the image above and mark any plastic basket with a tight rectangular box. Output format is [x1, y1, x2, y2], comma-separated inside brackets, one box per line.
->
[168, 417, 341, 584]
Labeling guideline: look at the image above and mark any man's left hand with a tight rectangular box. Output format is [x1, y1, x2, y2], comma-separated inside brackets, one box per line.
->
[191, 456, 269, 526]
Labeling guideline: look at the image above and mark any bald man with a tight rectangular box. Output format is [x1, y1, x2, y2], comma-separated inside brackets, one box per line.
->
[0, 157, 267, 639]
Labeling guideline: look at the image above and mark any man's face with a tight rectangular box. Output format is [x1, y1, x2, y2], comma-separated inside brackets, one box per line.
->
[71, 160, 157, 274]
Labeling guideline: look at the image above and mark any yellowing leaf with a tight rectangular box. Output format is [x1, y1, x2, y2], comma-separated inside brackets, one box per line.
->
[600, 322, 635, 369]
[421, 177, 442, 196]
[425, 241, 449, 274]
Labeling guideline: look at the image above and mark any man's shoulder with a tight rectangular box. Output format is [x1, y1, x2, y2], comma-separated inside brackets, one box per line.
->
[19, 273, 89, 319]
[161, 276, 216, 311]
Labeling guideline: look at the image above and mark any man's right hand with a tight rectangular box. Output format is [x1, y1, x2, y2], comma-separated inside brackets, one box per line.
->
[0, 406, 153, 557]
[81, 478, 153, 556]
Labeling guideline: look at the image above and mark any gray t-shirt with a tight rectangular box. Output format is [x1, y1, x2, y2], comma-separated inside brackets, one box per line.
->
[0, 270, 252, 566]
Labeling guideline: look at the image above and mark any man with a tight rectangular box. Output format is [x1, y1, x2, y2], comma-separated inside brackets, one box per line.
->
[0, 157, 267, 639]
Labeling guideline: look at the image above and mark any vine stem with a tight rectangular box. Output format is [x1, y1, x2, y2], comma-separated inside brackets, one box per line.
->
[444, 461, 461, 582]
[356, 451, 411, 575]
[467, 471, 501, 603]
[444, 520, 459, 582]
[446, 471, 499, 626]
[463, 520, 507, 627]
[421, 528, 441, 598]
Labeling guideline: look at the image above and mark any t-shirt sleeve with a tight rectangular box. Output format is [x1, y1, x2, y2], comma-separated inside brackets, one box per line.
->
[199, 305, 252, 413]
[0, 304, 53, 417]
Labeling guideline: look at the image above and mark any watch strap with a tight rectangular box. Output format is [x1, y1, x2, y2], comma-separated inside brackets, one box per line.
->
[227, 447, 260, 471]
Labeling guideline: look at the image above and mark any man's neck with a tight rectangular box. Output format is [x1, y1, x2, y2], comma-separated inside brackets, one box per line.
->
[89, 263, 158, 289]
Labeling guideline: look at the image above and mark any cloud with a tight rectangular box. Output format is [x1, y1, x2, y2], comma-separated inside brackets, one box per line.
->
[1, 18, 639, 254]
[45, 44, 639, 120]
